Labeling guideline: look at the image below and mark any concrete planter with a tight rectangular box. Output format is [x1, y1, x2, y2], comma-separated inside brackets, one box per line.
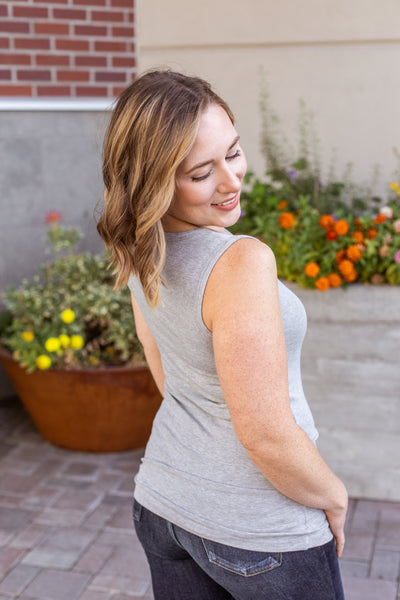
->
[286, 283, 400, 501]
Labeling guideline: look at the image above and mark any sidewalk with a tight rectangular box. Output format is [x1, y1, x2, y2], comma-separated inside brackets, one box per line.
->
[0, 395, 399, 600]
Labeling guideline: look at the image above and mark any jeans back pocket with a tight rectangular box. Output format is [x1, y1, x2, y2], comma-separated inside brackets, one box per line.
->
[202, 538, 282, 577]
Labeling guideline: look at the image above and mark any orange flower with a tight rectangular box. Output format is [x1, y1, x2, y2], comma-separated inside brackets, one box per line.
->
[279, 212, 295, 229]
[351, 231, 364, 243]
[319, 214, 335, 229]
[335, 249, 345, 263]
[354, 217, 363, 227]
[315, 277, 330, 291]
[45, 210, 62, 224]
[326, 230, 338, 241]
[328, 273, 342, 288]
[374, 214, 386, 224]
[342, 269, 358, 282]
[333, 219, 349, 236]
[338, 259, 354, 276]
[367, 228, 378, 239]
[304, 262, 320, 278]
[278, 200, 288, 210]
[346, 245, 362, 262]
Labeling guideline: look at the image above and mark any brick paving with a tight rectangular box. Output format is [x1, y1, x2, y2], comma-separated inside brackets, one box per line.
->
[0, 395, 399, 600]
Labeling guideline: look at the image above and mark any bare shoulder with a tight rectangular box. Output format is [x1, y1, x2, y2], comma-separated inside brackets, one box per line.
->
[211, 236, 277, 283]
[203, 237, 278, 330]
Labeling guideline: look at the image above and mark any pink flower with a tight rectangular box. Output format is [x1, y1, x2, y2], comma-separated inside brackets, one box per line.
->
[45, 211, 62, 224]
[393, 219, 400, 234]
[380, 206, 393, 219]
[395, 250, 400, 263]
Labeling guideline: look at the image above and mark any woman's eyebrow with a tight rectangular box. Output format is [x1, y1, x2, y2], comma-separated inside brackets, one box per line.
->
[184, 135, 240, 175]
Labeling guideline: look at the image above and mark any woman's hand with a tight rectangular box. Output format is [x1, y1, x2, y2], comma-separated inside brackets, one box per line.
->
[325, 500, 348, 558]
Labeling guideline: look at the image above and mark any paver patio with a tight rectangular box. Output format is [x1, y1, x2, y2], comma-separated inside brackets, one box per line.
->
[0, 394, 399, 599]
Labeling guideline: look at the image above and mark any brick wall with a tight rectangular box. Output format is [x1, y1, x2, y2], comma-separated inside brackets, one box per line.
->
[0, 0, 136, 97]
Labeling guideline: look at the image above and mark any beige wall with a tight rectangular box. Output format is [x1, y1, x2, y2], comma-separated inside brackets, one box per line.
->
[137, 0, 400, 195]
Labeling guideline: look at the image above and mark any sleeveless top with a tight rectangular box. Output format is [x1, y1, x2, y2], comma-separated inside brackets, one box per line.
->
[128, 228, 332, 552]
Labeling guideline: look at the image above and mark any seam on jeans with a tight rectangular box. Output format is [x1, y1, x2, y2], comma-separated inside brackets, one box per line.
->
[319, 541, 341, 599]
[167, 521, 185, 550]
[201, 539, 282, 577]
[208, 554, 282, 577]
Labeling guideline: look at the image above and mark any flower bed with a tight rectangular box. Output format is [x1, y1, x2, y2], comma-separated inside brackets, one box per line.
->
[233, 178, 400, 289]
[233, 91, 400, 290]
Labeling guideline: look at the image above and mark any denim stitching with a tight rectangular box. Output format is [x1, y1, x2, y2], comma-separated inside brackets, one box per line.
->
[208, 554, 282, 576]
[201, 539, 282, 577]
[319, 542, 341, 599]
[167, 521, 186, 550]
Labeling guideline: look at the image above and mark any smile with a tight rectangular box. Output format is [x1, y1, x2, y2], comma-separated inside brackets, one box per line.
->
[212, 194, 239, 210]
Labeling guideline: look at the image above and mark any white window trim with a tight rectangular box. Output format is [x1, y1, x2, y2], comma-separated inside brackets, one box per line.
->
[0, 98, 116, 111]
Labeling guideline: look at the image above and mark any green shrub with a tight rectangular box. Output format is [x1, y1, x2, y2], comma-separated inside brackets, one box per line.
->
[0, 213, 144, 372]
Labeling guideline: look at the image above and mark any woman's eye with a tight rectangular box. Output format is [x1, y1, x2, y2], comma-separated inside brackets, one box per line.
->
[191, 171, 211, 182]
[226, 149, 241, 161]
[190, 149, 241, 181]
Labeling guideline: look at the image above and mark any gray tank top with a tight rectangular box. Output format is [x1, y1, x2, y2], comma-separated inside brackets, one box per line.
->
[128, 228, 331, 551]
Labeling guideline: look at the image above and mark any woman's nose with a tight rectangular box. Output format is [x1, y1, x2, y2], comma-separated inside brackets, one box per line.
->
[217, 165, 243, 194]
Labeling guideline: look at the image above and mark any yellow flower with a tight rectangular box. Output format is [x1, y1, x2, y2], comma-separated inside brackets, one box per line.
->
[70, 335, 84, 350]
[61, 309, 75, 324]
[36, 355, 52, 370]
[45, 337, 61, 352]
[390, 182, 399, 191]
[21, 331, 34, 342]
[59, 334, 70, 348]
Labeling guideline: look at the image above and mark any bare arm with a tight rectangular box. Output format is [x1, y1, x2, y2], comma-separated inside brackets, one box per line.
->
[131, 292, 165, 396]
[203, 238, 348, 556]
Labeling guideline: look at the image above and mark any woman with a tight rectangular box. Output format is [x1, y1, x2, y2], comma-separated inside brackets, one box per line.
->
[97, 69, 348, 600]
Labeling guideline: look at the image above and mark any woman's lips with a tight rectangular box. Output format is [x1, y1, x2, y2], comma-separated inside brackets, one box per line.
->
[212, 193, 239, 211]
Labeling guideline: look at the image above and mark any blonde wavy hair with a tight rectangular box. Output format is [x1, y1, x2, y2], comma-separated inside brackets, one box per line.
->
[97, 69, 234, 307]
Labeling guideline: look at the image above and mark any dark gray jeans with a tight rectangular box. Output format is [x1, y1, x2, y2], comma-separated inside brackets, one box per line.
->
[133, 500, 345, 600]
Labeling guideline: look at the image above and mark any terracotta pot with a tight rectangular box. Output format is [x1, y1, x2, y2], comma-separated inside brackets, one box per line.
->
[0, 347, 162, 452]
